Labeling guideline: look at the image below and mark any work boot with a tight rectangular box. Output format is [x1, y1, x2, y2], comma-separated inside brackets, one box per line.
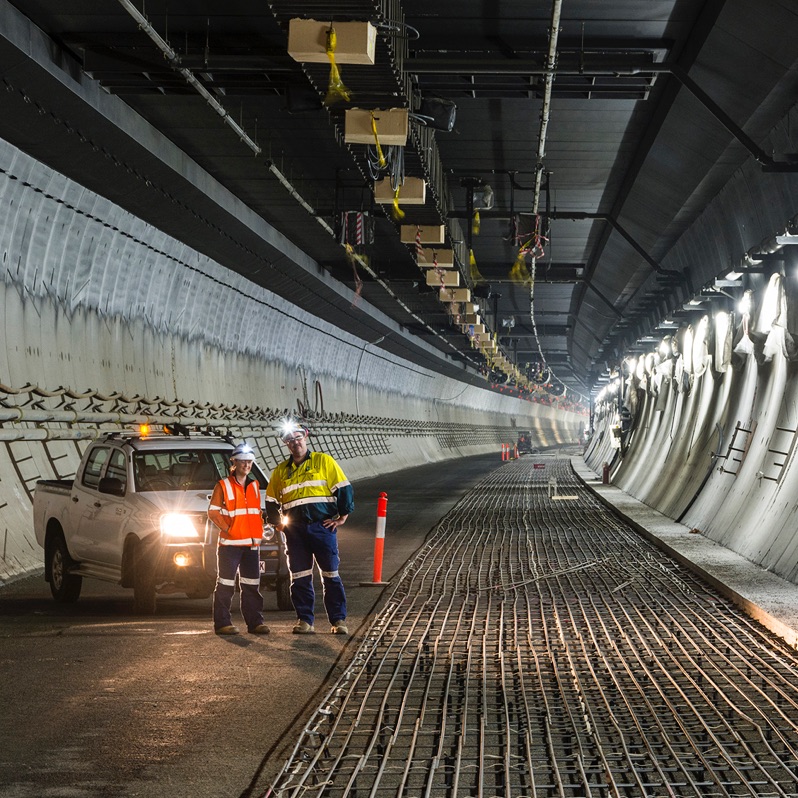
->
[292, 620, 315, 634]
[215, 625, 240, 635]
[248, 624, 271, 635]
[330, 622, 349, 635]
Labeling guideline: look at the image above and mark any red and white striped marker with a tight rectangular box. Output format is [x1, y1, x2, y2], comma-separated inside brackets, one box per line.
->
[355, 211, 364, 245]
[360, 492, 390, 586]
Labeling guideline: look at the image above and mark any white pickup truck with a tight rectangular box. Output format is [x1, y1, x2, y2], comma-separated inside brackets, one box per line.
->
[33, 429, 291, 614]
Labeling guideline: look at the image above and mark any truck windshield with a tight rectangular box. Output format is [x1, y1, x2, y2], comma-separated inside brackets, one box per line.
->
[132, 450, 266, 492]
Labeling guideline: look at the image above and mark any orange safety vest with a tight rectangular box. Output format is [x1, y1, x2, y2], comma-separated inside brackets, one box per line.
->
[208, 476, 263, 546]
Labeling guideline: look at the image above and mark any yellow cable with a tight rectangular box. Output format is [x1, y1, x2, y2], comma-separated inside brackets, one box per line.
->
[370, 112, 386, 168]
[324, 26, 351, 106]
[391, 187, 405, 220]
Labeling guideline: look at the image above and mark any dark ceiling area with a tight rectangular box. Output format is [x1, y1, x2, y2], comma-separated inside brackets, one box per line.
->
[2, 0, 798, 404]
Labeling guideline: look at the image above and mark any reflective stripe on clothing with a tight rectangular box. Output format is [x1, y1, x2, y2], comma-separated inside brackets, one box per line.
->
[282, 495, 337, 510]
[281, 479, 327, 495]
[215, 507, 261, 518]
[219, 537, 261, 546]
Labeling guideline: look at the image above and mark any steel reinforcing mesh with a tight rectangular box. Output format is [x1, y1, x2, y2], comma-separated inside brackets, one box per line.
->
[266, 455, 798, 798]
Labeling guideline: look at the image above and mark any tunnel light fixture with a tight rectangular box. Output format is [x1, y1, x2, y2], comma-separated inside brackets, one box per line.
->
[714, 311, 732, 369]
[757, 275, 781, 331]
[692, 316, 710, 374]
[683, 327, 695, 373]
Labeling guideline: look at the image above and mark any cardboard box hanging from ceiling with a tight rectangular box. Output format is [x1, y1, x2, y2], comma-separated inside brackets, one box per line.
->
[416, 247, 454, 267]
[400, 224, 446, 245]
[425, 269, 460, 287]
[345, 108, 409, 145]
[374, 177, 426, 205]
[287, 19, 377, 65]
[439, 287, 471, 303]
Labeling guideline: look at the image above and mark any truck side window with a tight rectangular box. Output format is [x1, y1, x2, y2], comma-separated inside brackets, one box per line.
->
[105, 450, 128, 493]
[81, 448, 109, 490]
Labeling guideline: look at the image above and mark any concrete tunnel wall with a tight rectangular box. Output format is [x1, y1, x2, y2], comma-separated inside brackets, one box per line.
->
[0, 138, 583, 583]
[586, 275, 798, 589]
[584, 97, 798, 590]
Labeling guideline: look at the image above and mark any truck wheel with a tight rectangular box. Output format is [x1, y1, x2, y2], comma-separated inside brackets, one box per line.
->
[276, 576, 292, 611]
[47, 535, 82, 603]
[133, 544, 157, 615]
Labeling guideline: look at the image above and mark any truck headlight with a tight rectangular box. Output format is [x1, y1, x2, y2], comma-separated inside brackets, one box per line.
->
[262, 524, 275, 542]
[160, 513, 200, 538]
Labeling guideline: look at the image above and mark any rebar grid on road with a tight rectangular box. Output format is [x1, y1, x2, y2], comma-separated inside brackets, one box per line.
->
[266, 456, 798, 797]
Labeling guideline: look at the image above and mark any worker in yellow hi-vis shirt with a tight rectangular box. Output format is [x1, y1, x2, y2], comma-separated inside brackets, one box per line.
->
[265, 423, 354, 636]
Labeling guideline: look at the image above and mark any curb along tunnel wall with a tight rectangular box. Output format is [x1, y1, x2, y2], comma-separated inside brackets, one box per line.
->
[0, 140, 583, 584]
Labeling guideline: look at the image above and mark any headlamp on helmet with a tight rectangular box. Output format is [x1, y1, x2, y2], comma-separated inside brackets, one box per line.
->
[279, 419, 308, 442]
[230, 442, 256, 462]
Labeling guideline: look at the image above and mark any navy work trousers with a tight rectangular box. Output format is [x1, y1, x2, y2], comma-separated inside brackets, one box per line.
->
[213, 545, 264, 631]
[284, 520, 346, 626]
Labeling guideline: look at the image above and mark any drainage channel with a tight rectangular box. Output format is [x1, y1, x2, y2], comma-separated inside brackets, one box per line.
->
[265, 455, 798, 797]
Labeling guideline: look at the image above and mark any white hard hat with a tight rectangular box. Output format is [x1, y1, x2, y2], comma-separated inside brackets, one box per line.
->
[230, 442, 256, 462]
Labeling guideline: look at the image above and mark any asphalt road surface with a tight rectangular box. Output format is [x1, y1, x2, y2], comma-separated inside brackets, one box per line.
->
[0, 453, 503, 798]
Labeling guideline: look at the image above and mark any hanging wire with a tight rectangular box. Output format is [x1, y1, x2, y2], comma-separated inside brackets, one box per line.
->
[374, 21, 421, 40]
[366, 144, 404, 187]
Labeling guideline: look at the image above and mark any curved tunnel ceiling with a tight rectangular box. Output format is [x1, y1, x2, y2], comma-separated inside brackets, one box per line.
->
[1, 0, 797, 399]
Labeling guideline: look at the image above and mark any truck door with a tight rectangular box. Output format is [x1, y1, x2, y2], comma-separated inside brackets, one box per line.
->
[68, 446, 111, 560]
[80, 448, 130, 567]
